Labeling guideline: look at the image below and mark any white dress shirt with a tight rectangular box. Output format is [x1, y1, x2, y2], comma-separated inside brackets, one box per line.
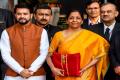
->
[88, 16, 101, 25]
[0, 29, 49, 80]
[104, 21, 116, 39]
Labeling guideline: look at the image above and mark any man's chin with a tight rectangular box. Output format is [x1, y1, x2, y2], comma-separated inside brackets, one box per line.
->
[41, 22, 48, 25]
[18, 21, 29, 25]
[39, 23, 48, 26]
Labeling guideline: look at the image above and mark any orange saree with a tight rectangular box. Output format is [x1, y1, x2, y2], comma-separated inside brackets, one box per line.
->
[49, 29, 110, 80]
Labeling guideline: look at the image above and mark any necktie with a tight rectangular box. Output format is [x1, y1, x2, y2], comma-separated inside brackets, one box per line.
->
[104, 28, 110, 41]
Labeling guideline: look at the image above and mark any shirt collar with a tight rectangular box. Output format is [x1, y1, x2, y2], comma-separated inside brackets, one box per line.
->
[104, 21, 116, 33]
[88, 16, 101, 25]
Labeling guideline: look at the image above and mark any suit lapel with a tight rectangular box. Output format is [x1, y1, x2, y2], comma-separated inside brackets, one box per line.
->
[110, 22, 120, 41]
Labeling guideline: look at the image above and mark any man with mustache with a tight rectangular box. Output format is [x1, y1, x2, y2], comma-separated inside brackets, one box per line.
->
[90, 3, 120, 80]
[33, 4, 61, 80]
[34, 4, 61, 43]
[0, 3, 49, 80]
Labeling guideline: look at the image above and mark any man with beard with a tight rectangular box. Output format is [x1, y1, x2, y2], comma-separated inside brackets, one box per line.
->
[34, 4, 62, 43]
[33, 4, 62, 80]
[0, 3, 49, 80]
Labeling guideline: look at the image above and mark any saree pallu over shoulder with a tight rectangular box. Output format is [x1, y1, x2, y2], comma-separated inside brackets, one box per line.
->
[49, 29, 110, 80]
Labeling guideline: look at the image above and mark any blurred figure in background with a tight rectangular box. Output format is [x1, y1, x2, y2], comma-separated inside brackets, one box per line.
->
[0, 8, 14, 80]
[0, 8, 14, 35]
[49, 3, 60, 26]
[82, 1, 101, 30]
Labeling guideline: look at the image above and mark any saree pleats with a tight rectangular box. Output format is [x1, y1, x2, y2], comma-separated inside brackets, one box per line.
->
[49, 29, 110, 80]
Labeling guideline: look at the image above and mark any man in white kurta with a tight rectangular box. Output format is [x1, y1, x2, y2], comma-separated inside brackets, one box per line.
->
[0, 3, 49, 80]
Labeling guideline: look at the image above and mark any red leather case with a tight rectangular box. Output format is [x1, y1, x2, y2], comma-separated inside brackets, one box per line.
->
[51, 52, 80, 76]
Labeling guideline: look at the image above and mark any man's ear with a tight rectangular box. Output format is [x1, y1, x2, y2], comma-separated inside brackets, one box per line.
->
[86, 8, 88, 15]
[31, 13, 33, 19]
[33, 14, 36, 20]
[115, 11, 119, 17]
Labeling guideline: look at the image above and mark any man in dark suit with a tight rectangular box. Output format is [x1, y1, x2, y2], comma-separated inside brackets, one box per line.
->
[82, 1, 101, 30]
[109, 30, 120, 79]
[33, 4, 62, 43]
[33, 4, 61, 80]
[90, 2, 120, 80]
[91, 3, 120, 41]
[0, 8, 14, 80]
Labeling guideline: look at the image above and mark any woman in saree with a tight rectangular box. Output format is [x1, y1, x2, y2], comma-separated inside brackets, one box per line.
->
[46, 9, 110, 80]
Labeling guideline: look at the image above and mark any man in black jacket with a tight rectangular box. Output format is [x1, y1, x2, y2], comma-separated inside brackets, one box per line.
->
[33, 4, 61, 80]
[33, 4, 61, 42]
[90, 3, 120, 80]
[109, 30, 120, 79]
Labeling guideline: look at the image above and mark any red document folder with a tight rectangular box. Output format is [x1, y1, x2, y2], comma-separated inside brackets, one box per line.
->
[51, 52, 80, 76]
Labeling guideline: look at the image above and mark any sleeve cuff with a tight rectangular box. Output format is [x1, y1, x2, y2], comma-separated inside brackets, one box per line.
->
[28, 66, 39, 73]
[17, 67, 24, 74]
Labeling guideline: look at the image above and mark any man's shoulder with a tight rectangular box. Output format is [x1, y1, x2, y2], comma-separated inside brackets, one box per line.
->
[91, 23, 104, 31]
[82, 19, 89, 26]
[6, 24, 17, 30]
[83, 18, 88, 22]
[32, 23, 43, 29]
[48, 24, 58, 28]
[111, 22, 120, 33]
[115, 22, 120, 27]
[48, 24, 62, 30]
[93, 23, 103, 27]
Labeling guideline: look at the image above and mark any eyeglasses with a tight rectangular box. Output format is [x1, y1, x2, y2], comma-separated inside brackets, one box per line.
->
[87, 7, 100, 10]
[101, 10, 113, 14]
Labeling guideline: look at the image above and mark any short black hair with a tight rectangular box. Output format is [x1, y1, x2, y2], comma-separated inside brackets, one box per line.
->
[34, 4, 52, 14]
[14, 2, 33, 13]
[85, 1, 100, 9]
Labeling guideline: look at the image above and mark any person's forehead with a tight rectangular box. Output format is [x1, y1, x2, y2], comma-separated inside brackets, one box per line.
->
[36, 9, 51, 13]
[101, 4, 115, 11]
[16, 8, 30, 12]
[88, 2, 100, 7]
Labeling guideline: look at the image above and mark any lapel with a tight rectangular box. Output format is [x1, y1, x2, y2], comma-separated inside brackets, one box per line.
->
[82, 19, 90, 29]
[98, 23, 104, 36]
[110, 22, 120, 41]
[91, 23, 104, 37]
